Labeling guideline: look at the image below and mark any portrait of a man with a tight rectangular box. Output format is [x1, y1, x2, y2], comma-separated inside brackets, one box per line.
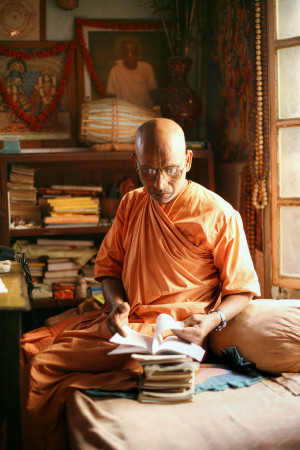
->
[106, 39, 158, 108]
[85, 29, 170, 109]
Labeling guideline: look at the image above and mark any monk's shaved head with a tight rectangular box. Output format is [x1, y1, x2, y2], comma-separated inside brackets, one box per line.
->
[134, 118, 192, 204]
[135, 118, 186, 166]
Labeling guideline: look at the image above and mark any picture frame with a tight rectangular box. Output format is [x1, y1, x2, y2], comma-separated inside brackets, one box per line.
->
[76, 19, 171, 111]
[0, 41, 78, 148]
[0, 0, 46, 41]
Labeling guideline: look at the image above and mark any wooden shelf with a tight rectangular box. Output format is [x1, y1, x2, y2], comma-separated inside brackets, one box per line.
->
[1, 146, 214, 246]
[10, 225, 111, 237]
[32, 297, 84, 309]
[0, 146, 215, 317]
[1, 148, 133, 163]
[1, 146, 212, 162]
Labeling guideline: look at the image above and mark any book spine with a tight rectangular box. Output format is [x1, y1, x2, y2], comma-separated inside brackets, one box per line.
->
[43, 216, 99, 224]
[9, 172, 34, 185]
[38, 187, 100, 197]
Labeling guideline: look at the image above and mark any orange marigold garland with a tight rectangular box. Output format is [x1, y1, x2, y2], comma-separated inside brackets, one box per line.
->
[0, 41, 76, 131]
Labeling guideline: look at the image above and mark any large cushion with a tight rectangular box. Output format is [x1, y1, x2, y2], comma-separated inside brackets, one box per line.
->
[208, 299, 300, 374]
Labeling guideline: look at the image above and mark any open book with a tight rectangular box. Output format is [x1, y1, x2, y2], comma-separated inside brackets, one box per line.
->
[109, 313, 205, 362]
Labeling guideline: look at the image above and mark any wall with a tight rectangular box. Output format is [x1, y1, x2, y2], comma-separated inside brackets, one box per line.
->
[47, 0, 241, 207]
[46, 0, 155, 41]
[45, 0, 206, 140]
[214, 162, 245, 209]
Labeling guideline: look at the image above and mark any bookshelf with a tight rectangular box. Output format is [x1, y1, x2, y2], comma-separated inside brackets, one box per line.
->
[0, 146, 214, 309]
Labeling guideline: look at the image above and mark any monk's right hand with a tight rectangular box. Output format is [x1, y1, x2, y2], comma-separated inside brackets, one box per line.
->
[107, 301, 130, 337]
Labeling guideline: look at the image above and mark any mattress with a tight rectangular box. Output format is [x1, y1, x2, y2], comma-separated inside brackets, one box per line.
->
[66, 365, 300, 450]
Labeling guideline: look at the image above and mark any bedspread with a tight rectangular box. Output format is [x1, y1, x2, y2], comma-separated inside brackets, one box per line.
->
[66, 364, 300, 450]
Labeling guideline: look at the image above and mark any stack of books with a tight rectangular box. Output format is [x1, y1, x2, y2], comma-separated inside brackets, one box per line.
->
[132, 354, 200, 403]
[12, 238, 98, 301]
[8, 164, 41, 226]
[36, 238, 95, 248]
[109, 313, 204, 403]
[38, 185, 102, 227]
[81, 259, 103, 297]
[43, 257, 81, 287]
[28, 258, 47, 282]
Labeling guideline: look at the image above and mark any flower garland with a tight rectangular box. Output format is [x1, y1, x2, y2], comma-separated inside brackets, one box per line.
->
[75, 18, 158, 99]
[0, 41, 76, 131]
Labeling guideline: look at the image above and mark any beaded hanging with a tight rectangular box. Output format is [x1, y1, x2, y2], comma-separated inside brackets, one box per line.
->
[240, 0, 269, 259]
[250, 0, 269, 210]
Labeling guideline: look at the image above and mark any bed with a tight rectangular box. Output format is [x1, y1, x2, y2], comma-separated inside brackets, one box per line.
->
[66, 369, 300, 450]
[64, 299, 300, 450]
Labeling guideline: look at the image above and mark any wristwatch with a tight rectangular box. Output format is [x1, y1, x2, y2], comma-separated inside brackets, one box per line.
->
[208, 308, 227, 331]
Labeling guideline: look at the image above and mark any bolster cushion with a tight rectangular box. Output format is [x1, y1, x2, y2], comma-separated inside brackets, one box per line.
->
[208, 299, 300, 374]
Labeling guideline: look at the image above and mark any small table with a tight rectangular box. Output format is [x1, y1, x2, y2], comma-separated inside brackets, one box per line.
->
[0, 262, 31, 450]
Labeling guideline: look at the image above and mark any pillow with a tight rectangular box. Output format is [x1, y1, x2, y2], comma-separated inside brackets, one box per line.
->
[208, 299, 300, 374]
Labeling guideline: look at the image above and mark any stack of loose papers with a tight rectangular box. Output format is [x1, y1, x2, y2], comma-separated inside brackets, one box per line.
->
[132, 354, 199, 403]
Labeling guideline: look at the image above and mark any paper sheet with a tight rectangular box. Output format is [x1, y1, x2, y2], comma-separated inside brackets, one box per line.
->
[0, 277, 8, 293]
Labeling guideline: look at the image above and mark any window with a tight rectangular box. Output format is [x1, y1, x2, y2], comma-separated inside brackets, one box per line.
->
[269, 0, 300, 288]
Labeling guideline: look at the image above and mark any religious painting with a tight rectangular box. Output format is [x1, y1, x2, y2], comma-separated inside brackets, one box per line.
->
[0, 41, 77, 146]
[76, 19, 171, 110]
[0, 0, 46, 41]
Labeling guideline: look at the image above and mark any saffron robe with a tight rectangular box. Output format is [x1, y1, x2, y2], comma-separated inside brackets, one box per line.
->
[21, 181, 260, 445]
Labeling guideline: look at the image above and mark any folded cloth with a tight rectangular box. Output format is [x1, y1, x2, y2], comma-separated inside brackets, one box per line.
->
[263, 372, 300, 396]
[220, 345, 270, 377]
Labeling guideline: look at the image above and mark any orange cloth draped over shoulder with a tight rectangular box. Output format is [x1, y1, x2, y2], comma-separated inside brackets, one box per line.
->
[21, 182, 260, 444]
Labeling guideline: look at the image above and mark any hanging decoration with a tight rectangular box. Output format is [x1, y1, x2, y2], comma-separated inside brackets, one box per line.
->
[240, 0, 269, 259]
[249, 0, 269, 210]
[75, 18, 158, 99]
[0, 41, 75, 131]
[212, 0, 252, 162]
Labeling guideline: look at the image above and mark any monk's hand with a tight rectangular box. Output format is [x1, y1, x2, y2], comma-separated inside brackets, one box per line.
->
[171, 314, 213, 346]
[108, 301, 130, 337]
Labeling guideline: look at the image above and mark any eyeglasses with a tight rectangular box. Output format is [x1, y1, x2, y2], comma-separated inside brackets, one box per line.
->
[136, 160, 186, 181]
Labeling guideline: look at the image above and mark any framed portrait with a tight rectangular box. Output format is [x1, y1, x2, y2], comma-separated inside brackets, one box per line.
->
[0, 0, 46, 41]
[76, 19, 171, 111]
[0, 41, 78, 148]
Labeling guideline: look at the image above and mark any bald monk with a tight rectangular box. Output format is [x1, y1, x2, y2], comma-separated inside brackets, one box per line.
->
[21, 118, 260, 448]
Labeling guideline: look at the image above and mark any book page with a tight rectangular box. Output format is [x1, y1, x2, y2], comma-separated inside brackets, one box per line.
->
[152, 313, 182, 354]
[109, 326, 153, 353]
[155, 336, 205, 362]
[108, 344, 151, 355]
[109, 314, 204, 362]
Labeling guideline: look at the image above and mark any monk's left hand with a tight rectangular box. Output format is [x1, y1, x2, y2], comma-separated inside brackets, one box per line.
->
[171, 314, 213, 346]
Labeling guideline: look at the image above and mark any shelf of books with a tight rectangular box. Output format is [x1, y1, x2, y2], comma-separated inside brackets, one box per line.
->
[0, 150, 135, 309]
[13, 237, 104, 308]
[0, 147, 214, 310]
